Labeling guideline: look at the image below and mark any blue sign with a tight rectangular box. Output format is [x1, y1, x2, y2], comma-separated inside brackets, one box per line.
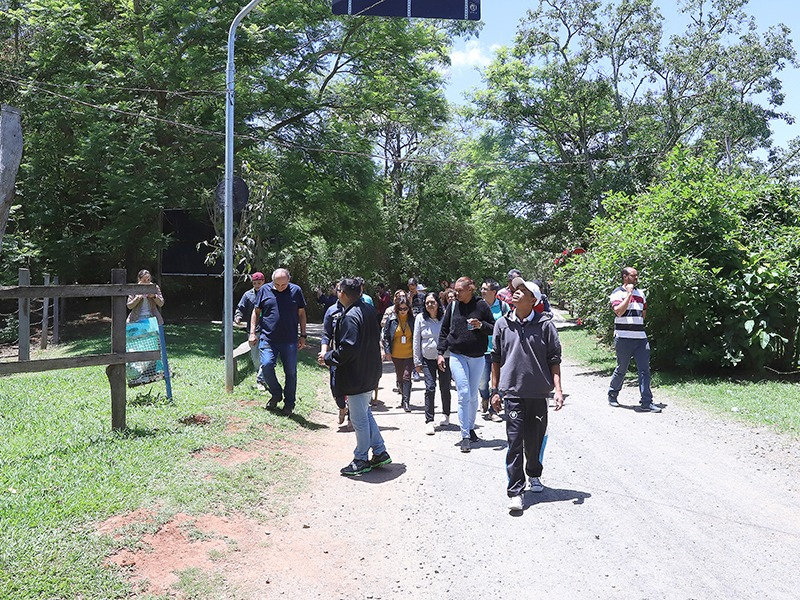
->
[332, 0, 480, 21]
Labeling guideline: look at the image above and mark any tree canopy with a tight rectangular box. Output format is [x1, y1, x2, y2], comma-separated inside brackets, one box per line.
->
[1, 0, 799, 371]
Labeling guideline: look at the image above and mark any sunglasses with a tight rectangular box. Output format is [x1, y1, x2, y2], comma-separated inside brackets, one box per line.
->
[425, 301, 437, 305]
[399, 307, 409, 312]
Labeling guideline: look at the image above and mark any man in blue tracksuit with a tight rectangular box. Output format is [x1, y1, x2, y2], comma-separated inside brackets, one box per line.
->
[491, 277, 564, 513]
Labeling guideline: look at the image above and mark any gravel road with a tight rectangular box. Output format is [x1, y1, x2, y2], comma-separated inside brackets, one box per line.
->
[238, 326, 800, 600]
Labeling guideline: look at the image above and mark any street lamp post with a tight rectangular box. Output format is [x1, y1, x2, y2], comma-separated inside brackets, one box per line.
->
[224, 0, 262, 392]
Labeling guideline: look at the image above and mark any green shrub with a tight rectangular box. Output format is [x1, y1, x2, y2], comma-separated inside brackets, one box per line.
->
[555, 146, 800, 373]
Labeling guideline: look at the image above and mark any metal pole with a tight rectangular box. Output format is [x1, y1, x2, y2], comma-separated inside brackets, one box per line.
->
[224, 0, 263, 392]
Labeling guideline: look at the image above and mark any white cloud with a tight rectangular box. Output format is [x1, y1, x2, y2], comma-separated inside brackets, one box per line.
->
[450, 40, 497, 69]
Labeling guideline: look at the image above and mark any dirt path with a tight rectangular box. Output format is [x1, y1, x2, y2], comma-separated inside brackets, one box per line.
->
[214, 340, 800, 599]
[107, 324, 800, 599]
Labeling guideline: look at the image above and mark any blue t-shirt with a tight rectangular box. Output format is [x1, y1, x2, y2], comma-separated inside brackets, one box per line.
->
[255, 282, 307, 343]
[486, 298, 509, 354]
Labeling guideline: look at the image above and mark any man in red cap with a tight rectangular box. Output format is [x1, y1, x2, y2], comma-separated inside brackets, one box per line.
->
[234, 272, 266, 390]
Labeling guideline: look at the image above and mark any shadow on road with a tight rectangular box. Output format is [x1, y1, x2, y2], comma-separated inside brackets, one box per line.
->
[526, 487, 592, 508]
[342, 462, 407, 484]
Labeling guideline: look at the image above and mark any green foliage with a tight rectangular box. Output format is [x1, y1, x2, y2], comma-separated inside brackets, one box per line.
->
[470, 0, 797, 244]
[556, 146, 800, 372]
[1, 0, 478, 285]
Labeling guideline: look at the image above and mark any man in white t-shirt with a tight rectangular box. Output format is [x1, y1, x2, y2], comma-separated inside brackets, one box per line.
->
[607, 267, 661, 413]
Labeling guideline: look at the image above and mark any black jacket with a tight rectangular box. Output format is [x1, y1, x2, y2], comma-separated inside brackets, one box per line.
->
[437, 296, 495, 358]
[324, 300, 382, 396]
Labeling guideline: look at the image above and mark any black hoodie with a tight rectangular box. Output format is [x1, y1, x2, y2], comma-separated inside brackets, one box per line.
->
[437, 296, 495, 358]
[324, 300, 382, 396]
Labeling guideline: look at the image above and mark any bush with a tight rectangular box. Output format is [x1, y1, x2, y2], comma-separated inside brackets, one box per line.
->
[554, 146, 800, 373]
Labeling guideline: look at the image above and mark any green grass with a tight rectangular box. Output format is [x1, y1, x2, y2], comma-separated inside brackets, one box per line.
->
[0, 323, 328, 599]
[559, 327, 800, 435]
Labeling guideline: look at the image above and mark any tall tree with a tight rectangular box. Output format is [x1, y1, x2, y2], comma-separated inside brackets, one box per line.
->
[0, 1, 475, 284]
[470, 0, 796, 244]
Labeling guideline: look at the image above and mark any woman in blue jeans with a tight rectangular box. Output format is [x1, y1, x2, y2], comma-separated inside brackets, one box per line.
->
[437, 277, 495, 452]
[413, 293, 452, 435]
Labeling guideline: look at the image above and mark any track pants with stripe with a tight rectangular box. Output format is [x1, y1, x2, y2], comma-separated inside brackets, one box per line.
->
[504, 397, 548, 497]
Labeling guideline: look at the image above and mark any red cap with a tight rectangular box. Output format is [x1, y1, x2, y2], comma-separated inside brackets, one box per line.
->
[251, 272, 265, 281]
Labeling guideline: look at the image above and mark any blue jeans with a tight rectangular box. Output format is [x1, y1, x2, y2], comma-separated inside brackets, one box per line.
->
[348, 391, 386, 461]
[478, 354, 492, 400]
[450, 353, 484, 438]
[608, 337, 653, 405]
[259, 340, 299, 409]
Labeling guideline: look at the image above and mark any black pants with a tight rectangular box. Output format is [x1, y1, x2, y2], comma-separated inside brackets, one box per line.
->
[504, 397, 548, 497]
[422, 357, 452, 423]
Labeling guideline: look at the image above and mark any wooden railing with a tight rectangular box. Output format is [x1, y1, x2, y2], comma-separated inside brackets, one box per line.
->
[0, 269, 162, 430]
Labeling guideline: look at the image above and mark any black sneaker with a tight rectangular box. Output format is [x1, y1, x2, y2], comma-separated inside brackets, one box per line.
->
[469, 429, 480, 442]
[608, 398, 620, 407]
[340, 459, 372, 476]
[266, 396, 280, 410]
[370, 451, 392, 468]
[280, 406, 293, 417]
[460, 438, 471, 453]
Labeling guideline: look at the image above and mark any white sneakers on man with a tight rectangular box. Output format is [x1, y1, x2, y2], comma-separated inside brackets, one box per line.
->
[425, 421, 436, 435]
[507, 495, 523, 512]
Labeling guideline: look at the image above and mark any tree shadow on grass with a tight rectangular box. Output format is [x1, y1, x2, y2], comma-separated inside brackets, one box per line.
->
[58, 322, 228, 360]
[15, 425, 164, 464]
[280, 411, 329, 431]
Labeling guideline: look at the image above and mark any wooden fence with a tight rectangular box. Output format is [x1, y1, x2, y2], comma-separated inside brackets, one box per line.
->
[0, 268, 162, 430]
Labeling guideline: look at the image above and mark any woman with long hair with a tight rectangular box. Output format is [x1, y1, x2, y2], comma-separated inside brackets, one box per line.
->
[413, 293, 452, 434]
[382, 289, 408, 394]
[382, 296, 415, 412]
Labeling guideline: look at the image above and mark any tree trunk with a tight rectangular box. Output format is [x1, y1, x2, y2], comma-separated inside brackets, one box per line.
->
[0, 104, 23, 253]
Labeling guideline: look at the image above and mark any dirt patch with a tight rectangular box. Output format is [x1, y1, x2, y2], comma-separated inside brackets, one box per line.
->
[104, 512, 270, 597]
[178, 414, 212, 426]
[97, 508, 159, 540]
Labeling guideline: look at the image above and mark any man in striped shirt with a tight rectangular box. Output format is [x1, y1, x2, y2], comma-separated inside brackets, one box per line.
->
[607, 267, 661, 413]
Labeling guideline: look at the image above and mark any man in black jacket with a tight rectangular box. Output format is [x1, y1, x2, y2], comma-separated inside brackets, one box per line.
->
[320, 278, 391, 476]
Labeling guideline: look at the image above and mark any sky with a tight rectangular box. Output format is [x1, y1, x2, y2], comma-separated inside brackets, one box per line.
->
[445, 1, 800, 148]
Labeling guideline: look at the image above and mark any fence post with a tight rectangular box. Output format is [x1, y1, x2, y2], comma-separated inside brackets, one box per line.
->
[52, 276, 60, 345]
[40, 273, 50, 350]
[18, 268, 29, 361]
[108, 268, 127, 431]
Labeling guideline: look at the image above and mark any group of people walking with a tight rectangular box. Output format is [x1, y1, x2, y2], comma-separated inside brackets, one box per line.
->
[238, 265, 657, 512]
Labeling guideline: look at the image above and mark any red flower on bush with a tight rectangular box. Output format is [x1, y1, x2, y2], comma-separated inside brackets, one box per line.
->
[554, 247, 586, 267]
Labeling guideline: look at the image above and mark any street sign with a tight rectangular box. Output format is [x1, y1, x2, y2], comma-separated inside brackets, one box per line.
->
[332, 0, 480, 21]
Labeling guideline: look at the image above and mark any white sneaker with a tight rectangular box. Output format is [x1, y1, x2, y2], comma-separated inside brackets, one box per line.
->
[440, 415, 450, 426]
[255, 382, 266, 392]
[425, 421, 436, 435]
[507, 495, 523, 512]
[528, 477, 544, 493]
